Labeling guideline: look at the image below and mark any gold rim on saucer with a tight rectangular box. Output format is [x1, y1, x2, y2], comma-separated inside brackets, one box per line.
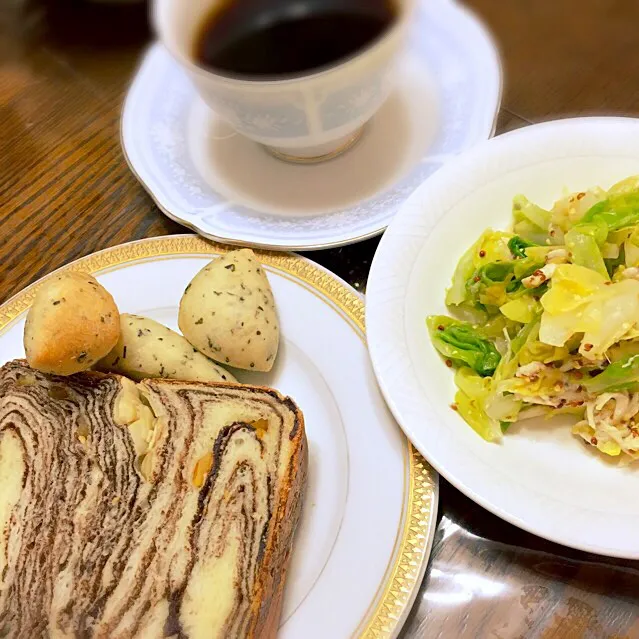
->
[264, 125, 366, 164]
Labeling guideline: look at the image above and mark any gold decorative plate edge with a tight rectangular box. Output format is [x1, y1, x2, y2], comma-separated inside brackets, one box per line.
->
[0, 234, 437, 638]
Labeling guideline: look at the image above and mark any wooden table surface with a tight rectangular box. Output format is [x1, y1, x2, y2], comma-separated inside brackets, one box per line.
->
[2, 1, 639, 637]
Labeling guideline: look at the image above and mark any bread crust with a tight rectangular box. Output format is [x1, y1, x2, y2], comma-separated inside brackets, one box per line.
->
[250, 401, 307, 639]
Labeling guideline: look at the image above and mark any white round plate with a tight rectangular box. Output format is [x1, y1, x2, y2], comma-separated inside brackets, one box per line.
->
[366, 117, 639, 558]
[121, 0, 501, 250]
[0, 235, 437, 638]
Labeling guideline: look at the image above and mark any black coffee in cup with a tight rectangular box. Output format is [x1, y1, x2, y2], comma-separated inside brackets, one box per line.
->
[193, 0, 397, 79]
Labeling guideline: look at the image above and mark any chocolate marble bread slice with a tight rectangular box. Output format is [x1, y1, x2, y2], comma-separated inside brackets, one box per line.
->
[0, 359, 307, 639]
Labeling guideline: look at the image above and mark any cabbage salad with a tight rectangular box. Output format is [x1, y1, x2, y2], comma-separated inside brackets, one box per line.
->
[428, 175, 639, 462]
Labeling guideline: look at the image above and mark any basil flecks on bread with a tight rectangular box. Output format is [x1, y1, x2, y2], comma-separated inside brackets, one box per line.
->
[179, 249, 279, 372]
[97, 313, 235, 383]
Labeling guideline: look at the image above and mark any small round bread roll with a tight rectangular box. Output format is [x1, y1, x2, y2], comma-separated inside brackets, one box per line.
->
[178, 249, 279, 372]
[24, 271, 120, 375]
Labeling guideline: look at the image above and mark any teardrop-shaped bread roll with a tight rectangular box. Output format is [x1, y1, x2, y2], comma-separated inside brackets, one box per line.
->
[178, 249, 279, 372]
[97, 314, 235, 383]
[24, 271, 120, 375]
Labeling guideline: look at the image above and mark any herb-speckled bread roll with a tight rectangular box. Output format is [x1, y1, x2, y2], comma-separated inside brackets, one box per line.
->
[98, 314, 236, 383]
[24, 271, 120, 375]
[179, 249, 279, 372]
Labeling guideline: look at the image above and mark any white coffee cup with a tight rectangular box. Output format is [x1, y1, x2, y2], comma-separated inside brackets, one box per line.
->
[152, 0, 415, 162]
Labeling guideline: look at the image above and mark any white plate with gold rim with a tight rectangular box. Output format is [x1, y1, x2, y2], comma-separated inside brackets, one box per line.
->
[121, 0, 501, 250]
[0, 235, 437, 638]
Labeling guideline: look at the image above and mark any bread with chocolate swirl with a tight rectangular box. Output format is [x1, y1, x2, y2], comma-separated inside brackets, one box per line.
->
[0, 359, 307, 639]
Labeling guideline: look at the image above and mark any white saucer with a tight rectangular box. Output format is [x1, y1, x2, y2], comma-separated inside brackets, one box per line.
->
[121, 0, 502, 250]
